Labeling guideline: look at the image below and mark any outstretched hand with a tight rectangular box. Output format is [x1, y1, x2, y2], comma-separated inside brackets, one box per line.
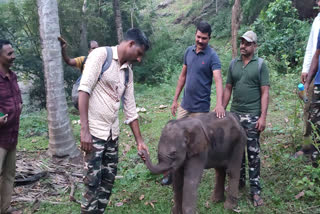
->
[58, 36, 67, 49]
[137, 142, 149, 161]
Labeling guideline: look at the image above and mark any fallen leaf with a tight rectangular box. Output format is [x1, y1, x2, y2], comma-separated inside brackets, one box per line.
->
[233, 207, 241, 213]
[295, 191, 305, 199]
[115, 202, 123, 207]
[159, 105, 167, 109]
[139, 195, 145, 200]
[149, 202, 155, 209]
[123, 144, 131, 155]
[205, 201, 210, 208]
[31, 139, 37, 143]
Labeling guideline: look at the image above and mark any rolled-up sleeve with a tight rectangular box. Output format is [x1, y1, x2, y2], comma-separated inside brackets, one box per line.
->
[78, 48, 107, 95]
[123, 70, 139, 124]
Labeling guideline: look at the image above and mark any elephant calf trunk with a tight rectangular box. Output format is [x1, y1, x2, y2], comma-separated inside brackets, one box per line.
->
[142, 150, 171, 175]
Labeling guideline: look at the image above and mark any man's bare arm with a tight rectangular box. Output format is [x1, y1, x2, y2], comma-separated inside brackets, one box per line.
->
[58, 37, 77, 67]
[129, 119, 148, 154]
[212, 69, 225, 118]
[171, 65, 187, 116]
[78, 91, 92, 152]
[305, 49, 320, 91]
[222, 83, 233, 109]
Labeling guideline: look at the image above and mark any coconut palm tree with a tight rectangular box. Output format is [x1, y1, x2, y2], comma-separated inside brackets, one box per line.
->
[37, 0, 80, 158]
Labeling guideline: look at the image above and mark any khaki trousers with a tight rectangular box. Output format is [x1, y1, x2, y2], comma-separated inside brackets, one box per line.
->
[176, 106, 206, 119]
[0, 148, 16, 213]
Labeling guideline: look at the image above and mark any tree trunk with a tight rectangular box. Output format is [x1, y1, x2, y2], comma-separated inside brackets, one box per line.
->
[113, 0, 124, 43]
[231, 0, 241, 59]
[215, 0, 218, 14]
[37, 0, 80, 158]
[79, 0, 88, 55]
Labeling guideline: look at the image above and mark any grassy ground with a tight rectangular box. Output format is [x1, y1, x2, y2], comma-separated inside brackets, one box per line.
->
[15, 40, 320, 213]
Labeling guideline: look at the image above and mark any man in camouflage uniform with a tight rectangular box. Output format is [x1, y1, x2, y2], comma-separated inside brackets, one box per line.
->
[304, 29, 320, 167]
[78, 28, 150, 214]
[223, 31, 269, 207]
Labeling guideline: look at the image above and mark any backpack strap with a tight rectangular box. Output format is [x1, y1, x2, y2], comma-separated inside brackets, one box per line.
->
[257, 57, 264, 81]
[98, 46, 113, 80]
[80, 56, 87, 73]
[124, 68, 129, 86]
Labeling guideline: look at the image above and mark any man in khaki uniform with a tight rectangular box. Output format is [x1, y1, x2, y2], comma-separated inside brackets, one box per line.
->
[78, 28, 150, 214]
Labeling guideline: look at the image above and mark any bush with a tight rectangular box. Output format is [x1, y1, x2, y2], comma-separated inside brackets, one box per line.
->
[251, 0, 310, 73]
[134, 28, 194, 84]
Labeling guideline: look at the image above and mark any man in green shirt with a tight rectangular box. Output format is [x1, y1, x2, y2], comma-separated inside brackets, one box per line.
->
[223, 31, 270, 207]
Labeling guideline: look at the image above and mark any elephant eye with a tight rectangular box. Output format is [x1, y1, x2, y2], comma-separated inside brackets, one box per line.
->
[169, 151, 176, 157]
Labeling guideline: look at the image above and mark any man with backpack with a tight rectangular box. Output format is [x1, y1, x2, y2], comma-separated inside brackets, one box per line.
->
[58, 37, 99, 73]
[78, 28, 150, 214]
[222, 31, 270, 207]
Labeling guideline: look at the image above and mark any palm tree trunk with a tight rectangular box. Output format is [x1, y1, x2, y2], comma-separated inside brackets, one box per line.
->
[79, 0, 88, 55]
[113, 0, 124, 43]
[37, 0, 80, 158]
[231, 0, 241, 59]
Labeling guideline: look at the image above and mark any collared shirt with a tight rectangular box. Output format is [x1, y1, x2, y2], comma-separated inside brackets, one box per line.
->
[181, 45, 221, 113]
[302, 13, 320, 74]
[78, 46, 138, 141]
[0, 70, 22, 150]
[226, 55, 269, 116]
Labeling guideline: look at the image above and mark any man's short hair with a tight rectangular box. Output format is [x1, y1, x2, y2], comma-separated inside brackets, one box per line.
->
[88, 40, 98, 49]
[196, 21, 212, 37]
[124, 28, 150, 51]
[0, 39, 11, 52]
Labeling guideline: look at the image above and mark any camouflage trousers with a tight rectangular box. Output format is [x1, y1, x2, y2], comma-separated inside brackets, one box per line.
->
[307, 85, 320, 164]
[81, 136, 119, 214]
[234, 113, 261, 195]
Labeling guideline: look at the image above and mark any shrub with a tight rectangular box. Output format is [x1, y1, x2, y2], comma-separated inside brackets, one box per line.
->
[251, 0, 310, 73]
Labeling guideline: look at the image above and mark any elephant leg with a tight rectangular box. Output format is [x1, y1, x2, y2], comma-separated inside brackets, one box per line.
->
[172, 167, 184, 214]
[224, 156, 242, 210]
[181, 156, 205, 214]
[211, 167, 226, 203]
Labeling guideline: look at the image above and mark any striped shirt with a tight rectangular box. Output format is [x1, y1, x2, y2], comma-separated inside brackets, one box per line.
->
[74, 56, 86, 72]
[78, 46, 138, 140]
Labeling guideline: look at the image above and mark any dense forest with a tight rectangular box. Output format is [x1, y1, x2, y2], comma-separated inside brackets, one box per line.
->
[1, 0, 320, 213]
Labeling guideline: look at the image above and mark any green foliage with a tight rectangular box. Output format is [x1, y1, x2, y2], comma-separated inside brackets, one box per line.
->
[134, 29, 191, 84]
[251, 0, 310, 73]
[242, 0, 273, 24]
[294, 165, 320, 199]
[0, 0, 46, 107]
[209, 7, 232, 39]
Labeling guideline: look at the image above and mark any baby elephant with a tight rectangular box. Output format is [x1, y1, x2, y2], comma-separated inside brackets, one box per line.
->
[142, 112, 246, 214]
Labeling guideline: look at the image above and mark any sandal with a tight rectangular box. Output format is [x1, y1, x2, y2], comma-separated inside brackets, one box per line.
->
[252, 194, 264, 207]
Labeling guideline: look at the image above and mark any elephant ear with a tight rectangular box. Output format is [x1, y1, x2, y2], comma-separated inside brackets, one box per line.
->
[182, 118, 209, 158]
